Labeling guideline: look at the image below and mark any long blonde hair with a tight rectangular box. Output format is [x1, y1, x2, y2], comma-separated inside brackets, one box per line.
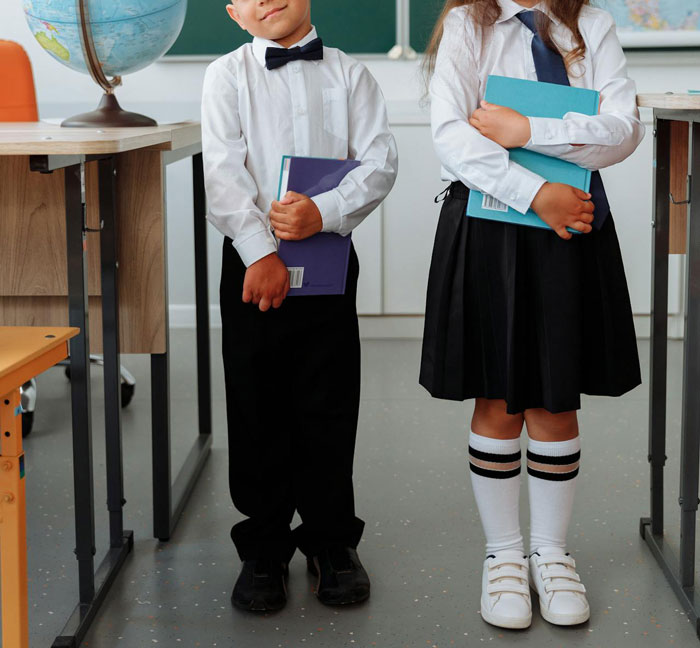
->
[422, 0, 590, 85]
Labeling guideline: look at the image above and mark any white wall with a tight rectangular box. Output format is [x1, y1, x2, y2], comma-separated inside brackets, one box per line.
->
[3, 4, 698, 337]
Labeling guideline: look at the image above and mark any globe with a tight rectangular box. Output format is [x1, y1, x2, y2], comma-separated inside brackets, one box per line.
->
[22, 0, 188, 127]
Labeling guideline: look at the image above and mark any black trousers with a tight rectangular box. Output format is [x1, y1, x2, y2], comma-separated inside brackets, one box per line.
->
[220, 237, 365, 562]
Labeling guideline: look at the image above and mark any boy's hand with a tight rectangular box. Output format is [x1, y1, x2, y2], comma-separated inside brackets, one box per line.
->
[270, 191, 323, 241]
[469, 101, 531, 149]
[242, 252, 290, 312]
[531, 183, 595, 240]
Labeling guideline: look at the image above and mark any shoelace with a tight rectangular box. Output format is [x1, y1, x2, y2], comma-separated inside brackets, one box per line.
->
[535, 554, 587, 595]
[486, 555, 530, 597]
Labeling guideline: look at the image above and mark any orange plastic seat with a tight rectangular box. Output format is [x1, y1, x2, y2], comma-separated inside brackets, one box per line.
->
[0, 40, 38, 122]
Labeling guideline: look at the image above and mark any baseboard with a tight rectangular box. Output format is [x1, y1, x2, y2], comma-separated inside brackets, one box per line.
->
[169, 306, 683, 340]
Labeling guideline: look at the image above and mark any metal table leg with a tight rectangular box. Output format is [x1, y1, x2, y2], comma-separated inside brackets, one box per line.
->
[641, 116, 671, 540]
[152, 152, 212, 542]
[641, 115, 700, 640]
[51, 159, 133, 648]
[679, 123, 700, 589]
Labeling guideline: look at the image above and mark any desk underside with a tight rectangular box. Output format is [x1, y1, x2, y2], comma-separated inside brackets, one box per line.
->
[0, 150, 168, 354]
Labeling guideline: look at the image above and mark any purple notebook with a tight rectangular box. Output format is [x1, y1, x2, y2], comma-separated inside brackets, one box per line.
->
[276, 155, 361, 296]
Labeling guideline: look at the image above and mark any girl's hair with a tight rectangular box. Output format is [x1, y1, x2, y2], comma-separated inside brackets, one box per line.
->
[422, 0, 590, 85]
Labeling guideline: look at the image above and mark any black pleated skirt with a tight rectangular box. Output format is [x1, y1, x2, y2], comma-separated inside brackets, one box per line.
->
[419, 182, 641, 414]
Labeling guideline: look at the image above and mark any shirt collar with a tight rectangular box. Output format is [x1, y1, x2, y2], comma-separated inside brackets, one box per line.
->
[252, 25, 319, 67]
[495, 0, 561, 26]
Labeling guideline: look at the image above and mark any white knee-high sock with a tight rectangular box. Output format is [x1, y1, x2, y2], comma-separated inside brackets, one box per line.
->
[468, 431, 524, 556]
[527, 436, 581, 553]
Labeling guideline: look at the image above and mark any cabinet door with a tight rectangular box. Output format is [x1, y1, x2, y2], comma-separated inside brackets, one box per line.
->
[383, 125, 445, 314]
[354, 205, 383, 315]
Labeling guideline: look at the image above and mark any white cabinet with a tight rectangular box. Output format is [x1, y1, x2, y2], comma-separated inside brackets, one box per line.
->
[353, 205, 383, 314]
[382, 125, 445, 314]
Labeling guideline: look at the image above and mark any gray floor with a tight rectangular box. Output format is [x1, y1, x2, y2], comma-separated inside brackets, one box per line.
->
[13, 331, 698, 647]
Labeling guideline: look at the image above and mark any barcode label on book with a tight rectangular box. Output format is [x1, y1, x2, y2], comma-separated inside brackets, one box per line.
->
[288, 267, 304, 289]
[482, 194, 508, 212]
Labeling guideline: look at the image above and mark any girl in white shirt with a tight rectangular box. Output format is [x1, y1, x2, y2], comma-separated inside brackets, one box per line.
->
[419, 0, 644, 631]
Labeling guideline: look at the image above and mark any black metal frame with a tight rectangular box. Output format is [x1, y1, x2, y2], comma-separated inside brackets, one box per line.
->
[151, 149, 212, 542]
[23, 144, 212, 644]
[641, 109, 700, 640]
[28, 154, 134, 648]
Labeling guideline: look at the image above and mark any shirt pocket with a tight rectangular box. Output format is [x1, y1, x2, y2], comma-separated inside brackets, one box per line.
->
[322, 88, 349, 145]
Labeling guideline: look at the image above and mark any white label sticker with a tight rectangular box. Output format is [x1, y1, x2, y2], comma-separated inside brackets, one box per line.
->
[482, 194, 508, 212]
[288, 267, 304, 289]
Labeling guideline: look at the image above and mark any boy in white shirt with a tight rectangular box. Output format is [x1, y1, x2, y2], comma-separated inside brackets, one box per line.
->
[201, 0, 397, 612]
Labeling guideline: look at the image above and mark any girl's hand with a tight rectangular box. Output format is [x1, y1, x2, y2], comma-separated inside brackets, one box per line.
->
[469, 101, 531, 149]
[531, 183, 595, 240]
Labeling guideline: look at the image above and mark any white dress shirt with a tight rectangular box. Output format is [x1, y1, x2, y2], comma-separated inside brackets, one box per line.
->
[430, 0, 644, 215]
[201, 26, 398, 267]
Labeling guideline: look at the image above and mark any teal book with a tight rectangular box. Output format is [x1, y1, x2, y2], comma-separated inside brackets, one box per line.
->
[466, 75, 600, 231]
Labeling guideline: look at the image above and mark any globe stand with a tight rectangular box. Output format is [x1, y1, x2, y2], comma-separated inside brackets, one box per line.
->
[60, 0, 159, 129]
[62, 93, 156, 128]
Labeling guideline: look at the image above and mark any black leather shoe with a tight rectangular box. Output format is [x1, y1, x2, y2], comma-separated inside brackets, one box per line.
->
[231, 557, 288, 612]
[307, 546, 370, 605]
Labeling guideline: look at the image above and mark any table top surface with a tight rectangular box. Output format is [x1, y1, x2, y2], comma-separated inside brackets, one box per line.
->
[637, 94, 700, 110]
[0, 327, 78, 380]
[0, 121, 201, 156]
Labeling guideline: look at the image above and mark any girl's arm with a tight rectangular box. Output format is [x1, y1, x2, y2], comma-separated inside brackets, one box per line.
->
[431, 8, 546, 215]
[523, 13, 645, 170]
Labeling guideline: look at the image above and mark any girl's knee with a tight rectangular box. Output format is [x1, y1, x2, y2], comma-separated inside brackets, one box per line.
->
[525, 408, 579, 441]
[472, 399, 524, 439]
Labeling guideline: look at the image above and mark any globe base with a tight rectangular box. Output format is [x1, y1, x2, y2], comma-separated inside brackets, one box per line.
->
[62, 93, 157, 128]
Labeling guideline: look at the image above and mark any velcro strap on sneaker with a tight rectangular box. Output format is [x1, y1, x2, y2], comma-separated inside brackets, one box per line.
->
[487, 582, 531, 596]
[488, 567, 528, 582]
[544, 581, 587, 594]
[542, 569, 581, 582]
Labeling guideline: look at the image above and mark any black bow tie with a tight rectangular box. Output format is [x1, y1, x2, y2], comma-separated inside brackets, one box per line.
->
[265, 37, 323, 70]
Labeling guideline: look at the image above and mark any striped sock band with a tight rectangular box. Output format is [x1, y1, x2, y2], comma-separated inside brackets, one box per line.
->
[526, 447, 580, 481]
[468, 445, 522, 479]
[527, 436, 581, 552]
[468, 432, 524, 554]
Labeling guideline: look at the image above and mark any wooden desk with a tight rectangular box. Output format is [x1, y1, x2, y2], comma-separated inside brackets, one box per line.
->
[637, 94, 700, 638]
[0, 326, 78, 648]
[0, 123, 212, 646]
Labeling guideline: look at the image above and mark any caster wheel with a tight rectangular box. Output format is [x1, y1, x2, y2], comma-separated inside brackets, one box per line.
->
[22, 411, 34, 437]
[121, 382, 135, 408]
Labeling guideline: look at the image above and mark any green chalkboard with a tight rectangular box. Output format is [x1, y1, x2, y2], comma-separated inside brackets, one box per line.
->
[168, 1, 396, 56]
[411, 0, 445, 53]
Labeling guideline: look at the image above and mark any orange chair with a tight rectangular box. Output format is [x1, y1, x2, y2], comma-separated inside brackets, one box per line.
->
[0, 40, 38, 121]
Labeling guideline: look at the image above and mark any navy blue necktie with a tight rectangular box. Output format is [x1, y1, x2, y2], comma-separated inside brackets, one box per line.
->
[265, 37, 323, 70]
[516, 11, 609, 229]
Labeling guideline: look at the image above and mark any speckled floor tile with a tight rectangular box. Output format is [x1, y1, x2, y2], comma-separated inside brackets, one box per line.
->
[14, 333, 698, 647]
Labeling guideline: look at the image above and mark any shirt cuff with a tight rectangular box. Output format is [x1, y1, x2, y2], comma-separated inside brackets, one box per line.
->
[494, 165, 547, 215]
[528, 116, 571, 146]
[311, 190, 343, 233]
[233, 229, 278, 267]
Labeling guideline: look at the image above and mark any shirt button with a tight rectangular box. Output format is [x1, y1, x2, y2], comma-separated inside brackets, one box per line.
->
[296, 107, 306, 116]
[510, 194, 518, 201]
[545, 131, 553, 139]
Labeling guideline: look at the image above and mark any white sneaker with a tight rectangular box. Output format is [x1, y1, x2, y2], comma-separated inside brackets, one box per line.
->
[529, 546, 590, 625]
[480, 549, 532, 629]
